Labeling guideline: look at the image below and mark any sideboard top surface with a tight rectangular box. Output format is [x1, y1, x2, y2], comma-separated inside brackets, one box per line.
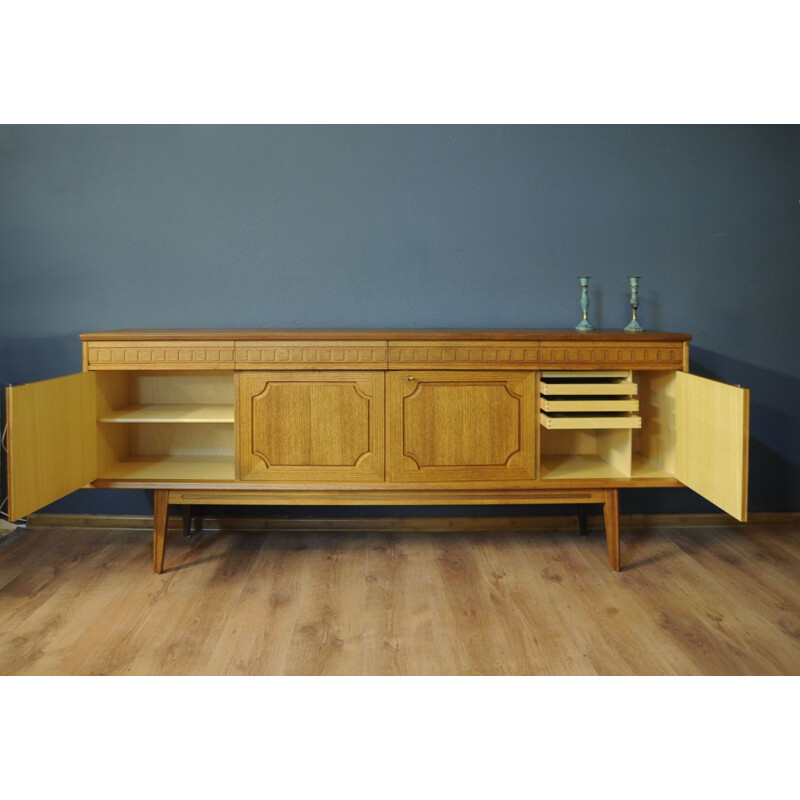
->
[80, 329, 692, 342]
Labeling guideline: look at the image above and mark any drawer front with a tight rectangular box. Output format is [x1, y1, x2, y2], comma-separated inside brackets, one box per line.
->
[235, 341, 387, 369]
[388, 341, 540, 369]
[540, 373, 638, 396]
[87, 341, 235, 369]
[538, 341, 684, 369]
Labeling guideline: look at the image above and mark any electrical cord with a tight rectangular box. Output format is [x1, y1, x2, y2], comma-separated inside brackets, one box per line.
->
[0, 406, 26, 526]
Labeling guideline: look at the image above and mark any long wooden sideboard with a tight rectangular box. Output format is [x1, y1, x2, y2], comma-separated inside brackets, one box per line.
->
[5, 329, 749, 572]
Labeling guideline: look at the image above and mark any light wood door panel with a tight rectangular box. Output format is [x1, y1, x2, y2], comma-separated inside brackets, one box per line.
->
[6, 372, 98, 520]
[675, 372, 749, 521]
[237, 371, 384, 482]
[386, 371, 536, 482]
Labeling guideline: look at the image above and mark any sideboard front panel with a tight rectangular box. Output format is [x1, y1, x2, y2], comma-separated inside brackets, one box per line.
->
[237, 371, 384, 482]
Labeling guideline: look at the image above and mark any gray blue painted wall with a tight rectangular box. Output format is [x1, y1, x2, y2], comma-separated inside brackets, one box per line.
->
[1, 125, 798, 516]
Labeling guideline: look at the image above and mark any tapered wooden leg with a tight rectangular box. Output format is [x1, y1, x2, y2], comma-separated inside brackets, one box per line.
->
[603, 489, 620, 572]
[182, 505, 192, 538]
[577, 504, 589, 536]
[153, 490, 169, 574]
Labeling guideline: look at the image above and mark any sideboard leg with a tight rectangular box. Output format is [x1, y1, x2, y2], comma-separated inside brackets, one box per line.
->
[182, 505, 193, 538]
[153, 490, 169, 574]
[577, 504, 589, 536]
[603, 489, 621, 572]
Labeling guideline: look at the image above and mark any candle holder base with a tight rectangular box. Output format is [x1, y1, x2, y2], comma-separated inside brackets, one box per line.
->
[624, 319, 644, 332]
[575, 319, 595, 331]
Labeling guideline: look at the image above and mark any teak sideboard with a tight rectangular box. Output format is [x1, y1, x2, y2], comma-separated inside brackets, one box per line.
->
[5, 329, 750, 573]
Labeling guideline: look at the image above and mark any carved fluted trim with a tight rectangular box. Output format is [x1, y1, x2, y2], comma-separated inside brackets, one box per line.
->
[87, 341, 236, 369]
[388, 341, 541, 367]
[538, 342, 684, 367]
[234, 341, 387, 368]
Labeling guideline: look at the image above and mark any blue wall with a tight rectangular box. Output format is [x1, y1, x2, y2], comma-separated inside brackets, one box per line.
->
[1, 125, 798, 516]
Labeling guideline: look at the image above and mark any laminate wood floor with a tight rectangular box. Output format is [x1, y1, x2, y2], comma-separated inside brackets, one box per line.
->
[1, 521, 799, 675]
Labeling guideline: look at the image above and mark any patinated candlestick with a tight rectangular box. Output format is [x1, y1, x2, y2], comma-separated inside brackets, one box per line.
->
[575, 276, 594, 331]
[624, 276, 644, 332]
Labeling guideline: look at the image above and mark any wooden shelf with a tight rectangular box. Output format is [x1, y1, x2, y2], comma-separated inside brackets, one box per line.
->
[97, 456, 235, 481]
[99, 404, 235, 423]
[540, 454, 629, 480]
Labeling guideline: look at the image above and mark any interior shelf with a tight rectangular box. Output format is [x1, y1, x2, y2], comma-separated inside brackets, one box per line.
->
[539, 370, 679, 481]
[540, 454, 629, 480]
[97, 455, 235, 481]
[99, 404, 235, 423]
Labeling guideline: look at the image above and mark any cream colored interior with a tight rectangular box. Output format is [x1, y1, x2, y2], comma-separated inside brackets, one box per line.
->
[96, 371, 235, 480]
[540, 370, 677, 480]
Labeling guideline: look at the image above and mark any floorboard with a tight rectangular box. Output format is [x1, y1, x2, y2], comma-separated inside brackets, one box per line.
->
[1, 521, 799, 675]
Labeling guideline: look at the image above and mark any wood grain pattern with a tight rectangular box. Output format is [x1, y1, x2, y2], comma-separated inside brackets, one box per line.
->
[168, 489, 606, 505]
[386, 371, 536, 483]
[9, 330, 751, 545]
[94, 371, 131, 477]
[128, 372, 234, 405]
[675, 372, 749, 521]
[98, 456, 235, 482]
[99, 404, 235, 423]
[6, 373, 98, 521]
[153, 490, 168, 573]
[237, 371, 384, 482]
[603, 489, 620, 571]
[2, 519, 797, 675]
[634, 370, 677, 476]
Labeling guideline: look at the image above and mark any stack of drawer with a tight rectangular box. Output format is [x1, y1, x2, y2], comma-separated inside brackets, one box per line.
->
[539, 371, 641, 429]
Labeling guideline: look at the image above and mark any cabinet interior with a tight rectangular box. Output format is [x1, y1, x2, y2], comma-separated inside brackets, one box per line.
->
[539, 370, 677, 480]
[89, 367, 679, 484]
[95, 371, 235, 480]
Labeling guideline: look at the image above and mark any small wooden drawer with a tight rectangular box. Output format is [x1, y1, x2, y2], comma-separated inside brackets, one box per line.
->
[540, 397, 639, 413]
[87, 341, 236, 369]
[539, 411, 642, 430]
[540, 371, 638, 396]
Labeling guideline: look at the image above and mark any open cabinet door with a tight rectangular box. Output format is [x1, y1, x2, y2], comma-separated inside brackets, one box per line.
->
[675, 372, 749, 521]
[6, 372, 98, 521]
